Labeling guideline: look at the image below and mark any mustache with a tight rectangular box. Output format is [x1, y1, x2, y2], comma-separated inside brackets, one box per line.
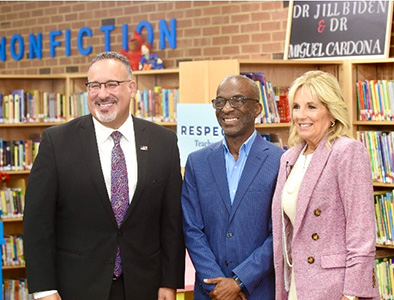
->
[93, 97, 118, 104]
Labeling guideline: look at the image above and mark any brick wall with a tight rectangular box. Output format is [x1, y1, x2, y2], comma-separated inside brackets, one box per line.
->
[0, 1, 289, 75]
[0, 1, 393, 75]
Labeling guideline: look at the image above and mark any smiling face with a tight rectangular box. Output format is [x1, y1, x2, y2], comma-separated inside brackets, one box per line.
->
[292, 87, 335, 150]
[87, 58, 136, 129]
[215, 76, 261, 142]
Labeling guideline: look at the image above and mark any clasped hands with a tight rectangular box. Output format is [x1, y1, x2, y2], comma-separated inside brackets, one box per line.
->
[204, 277, 247, 300]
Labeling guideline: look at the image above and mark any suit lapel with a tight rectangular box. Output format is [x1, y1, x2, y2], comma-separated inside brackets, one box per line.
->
[229, 135, 268, 221]
[123, 116, 149, 222]
[208, 142, 231, 215]
[78, 115, 117, 226]
[293, 138, 333, 236]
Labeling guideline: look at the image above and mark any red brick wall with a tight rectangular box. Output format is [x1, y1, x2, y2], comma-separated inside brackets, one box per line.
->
[0, 1, 392, 75]
[0, 1, 289, 75]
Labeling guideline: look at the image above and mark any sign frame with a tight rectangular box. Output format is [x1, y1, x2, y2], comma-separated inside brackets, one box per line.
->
[284, 0, 393, 60]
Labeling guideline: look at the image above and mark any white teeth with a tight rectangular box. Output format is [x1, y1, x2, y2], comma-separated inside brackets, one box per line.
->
[224, 118, 238, 122]
[99, 103, 112, 108]
[300, 124, 311, 127]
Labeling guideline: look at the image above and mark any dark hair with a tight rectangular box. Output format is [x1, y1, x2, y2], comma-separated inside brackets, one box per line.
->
[89, 51, 132, 78]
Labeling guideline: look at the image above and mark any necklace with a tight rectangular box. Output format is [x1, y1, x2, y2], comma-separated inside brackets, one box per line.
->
[302, 153, 311, 172]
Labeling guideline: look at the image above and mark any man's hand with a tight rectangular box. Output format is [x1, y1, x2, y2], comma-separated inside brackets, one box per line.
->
[157, 287, 176, 300]
[204, 277, 241, 300]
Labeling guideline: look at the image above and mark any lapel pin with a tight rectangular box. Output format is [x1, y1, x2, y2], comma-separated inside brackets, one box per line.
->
[140, 145, 148, 151]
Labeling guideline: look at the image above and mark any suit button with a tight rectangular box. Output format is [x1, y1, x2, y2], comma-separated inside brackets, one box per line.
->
[307, 256, 315, 264]
[312, 233, 319, 240]
[118, 230, 123, 236]
[225, 260, 229, 266]
[314, 209, 321, 216]
[227, 232, 233, 238]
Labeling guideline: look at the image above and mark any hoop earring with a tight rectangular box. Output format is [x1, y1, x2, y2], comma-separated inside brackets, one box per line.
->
[330, 121, 336, 128]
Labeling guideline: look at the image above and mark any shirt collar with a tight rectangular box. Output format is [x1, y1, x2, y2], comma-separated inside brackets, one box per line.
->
[222, 130, 257, 156]
[92, 115, 134, 143]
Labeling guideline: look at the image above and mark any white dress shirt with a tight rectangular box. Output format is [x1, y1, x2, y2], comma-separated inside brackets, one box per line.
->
[93, 115, 138, 203]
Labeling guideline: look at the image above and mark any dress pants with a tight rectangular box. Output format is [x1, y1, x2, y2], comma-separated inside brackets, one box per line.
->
[109, 274, 125, 300]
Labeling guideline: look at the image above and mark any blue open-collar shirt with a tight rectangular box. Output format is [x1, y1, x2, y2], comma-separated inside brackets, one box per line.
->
[223, 130, 257, 205]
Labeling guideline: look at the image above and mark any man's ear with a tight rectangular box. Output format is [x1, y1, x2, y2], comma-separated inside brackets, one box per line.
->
[128, 80, 137, 98]
[254, 102, 262, 118]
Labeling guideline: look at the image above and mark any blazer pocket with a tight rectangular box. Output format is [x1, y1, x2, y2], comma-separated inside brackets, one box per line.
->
[150, 177, 167, 187]
[321, 253, 346, 269]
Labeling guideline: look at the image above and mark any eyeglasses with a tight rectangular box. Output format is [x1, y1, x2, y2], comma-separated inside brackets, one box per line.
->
[85, 80, 131, 93]
[211, 96, 259, 109]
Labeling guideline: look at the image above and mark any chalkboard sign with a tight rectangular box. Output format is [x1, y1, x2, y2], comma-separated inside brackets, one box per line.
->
[285, 0, 393, 60]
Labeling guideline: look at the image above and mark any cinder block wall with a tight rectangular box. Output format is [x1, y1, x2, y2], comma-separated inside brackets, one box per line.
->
[0, 1, 289, 75]
[1, 1, 393, 75]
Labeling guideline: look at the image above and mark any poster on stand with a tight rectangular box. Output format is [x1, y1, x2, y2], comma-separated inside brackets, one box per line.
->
[177, 103, 223, 167]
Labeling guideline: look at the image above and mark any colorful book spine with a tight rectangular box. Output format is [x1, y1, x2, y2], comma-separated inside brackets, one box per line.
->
[358, 131, 394, 183]
[376, 258, 394, 299]
[357, 80, 394, 121]
[0, 139, 40, 171]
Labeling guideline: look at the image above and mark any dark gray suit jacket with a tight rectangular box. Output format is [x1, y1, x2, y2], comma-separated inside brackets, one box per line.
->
[24, 115, 184, 300]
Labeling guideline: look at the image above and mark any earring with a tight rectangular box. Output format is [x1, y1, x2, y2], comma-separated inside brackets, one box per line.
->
[330, 121, 336, 127]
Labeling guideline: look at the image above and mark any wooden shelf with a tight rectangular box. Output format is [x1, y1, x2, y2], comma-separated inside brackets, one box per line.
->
[0, 122, 65, 128]
[376, 246, 394, 259]
[377, 244, 394, 249]
[133, 68, 179, 76]
[2, 265, 25, 270]
[255, 123, 290, 129]
[373, 182, 394, 188]
[353, 121, 394, 126]
[1, 217, 23, 222]
[0, 122, 287, 131]
[154, 121, 177, 127]
[3, 170, 30, 175]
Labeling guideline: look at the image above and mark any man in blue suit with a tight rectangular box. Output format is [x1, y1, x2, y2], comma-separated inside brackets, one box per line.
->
[182, 74, 283, 300]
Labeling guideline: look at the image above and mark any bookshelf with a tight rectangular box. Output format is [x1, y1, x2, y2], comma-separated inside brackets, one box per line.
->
[343, 59, 394, 188]
[342, 59, 394, 298]
[0, 75, 69, 295]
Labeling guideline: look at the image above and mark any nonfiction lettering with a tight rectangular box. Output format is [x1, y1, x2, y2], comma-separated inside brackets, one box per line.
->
[0, 19, 177, 62]
[288, 0, 391, 59]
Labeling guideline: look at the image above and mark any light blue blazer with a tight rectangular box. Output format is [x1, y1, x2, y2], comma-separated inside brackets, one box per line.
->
[182, 134, 283, 300]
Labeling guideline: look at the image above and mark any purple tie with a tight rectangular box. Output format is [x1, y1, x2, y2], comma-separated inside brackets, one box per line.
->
[110, 131, 129, 277]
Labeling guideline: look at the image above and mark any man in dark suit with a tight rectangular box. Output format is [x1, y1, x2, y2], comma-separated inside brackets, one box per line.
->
[23, 51, 184, 300]
[182, 75, 283, 300]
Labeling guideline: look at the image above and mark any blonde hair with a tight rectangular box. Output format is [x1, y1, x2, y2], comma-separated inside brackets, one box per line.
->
[287, 70, 351, 148]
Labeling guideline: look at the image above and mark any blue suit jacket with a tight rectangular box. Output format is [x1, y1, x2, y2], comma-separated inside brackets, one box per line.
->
[182, 133, 283, 300]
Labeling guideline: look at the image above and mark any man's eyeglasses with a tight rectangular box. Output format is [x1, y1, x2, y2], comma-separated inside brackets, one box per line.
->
[85, 80, 131, 93]
[211, 96, 259, 110]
